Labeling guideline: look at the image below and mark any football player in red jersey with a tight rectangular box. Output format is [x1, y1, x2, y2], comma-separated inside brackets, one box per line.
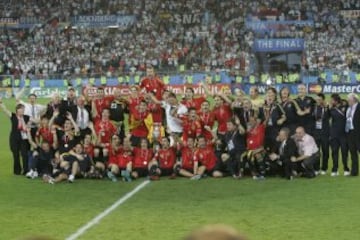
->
[243, 115, 267, 180]
[182, 107, 203, 142]
[212, 94, 233, 140]
[198, 100, 216, 141]
[192, 135, 223, 179]
[140, 66, 165, 100]
[174, 137, 197, 178]
[129, 100, 151, 146]
[106, 136, 133, 182]
[148, 136, 177, 180]
[36, 115, 54, 145]
[181, 87, 206, 111]
[132, 138, 153, 179]
[128, 85, 144, 115]
[92, 87, 114, 118]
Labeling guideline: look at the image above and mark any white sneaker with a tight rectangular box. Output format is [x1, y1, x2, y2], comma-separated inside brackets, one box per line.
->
[68, 174, 75, 183]
[315, 171, 319, 176]
[26, 169, 34, 178]
[32, 171, 39, 179]
[331, 172, 339, 177]
[190, 175, 201, 180]
[320, 170, 326, 175]
[344, 171, 351, 176]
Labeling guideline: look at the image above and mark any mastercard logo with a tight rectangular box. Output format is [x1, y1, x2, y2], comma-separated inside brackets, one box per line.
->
[309, 85, 322, 93]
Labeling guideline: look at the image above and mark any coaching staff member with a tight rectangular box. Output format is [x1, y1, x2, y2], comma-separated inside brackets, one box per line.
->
[345, 93, 360, 176]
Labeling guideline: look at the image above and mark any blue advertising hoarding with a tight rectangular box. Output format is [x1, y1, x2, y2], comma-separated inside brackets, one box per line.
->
[252, 38, 304, 52]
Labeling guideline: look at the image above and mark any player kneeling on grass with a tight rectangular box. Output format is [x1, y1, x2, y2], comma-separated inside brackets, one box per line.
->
[44, 143, 93, 184]
[132, 138, 153, 179]
[26, 127, 55, 179]
[148, 136, 177, 180]
[173, 137, 197, 178]
[241, 116, 266, 180]
[107, 137, 133, 182]
[192, 135, 224, 179]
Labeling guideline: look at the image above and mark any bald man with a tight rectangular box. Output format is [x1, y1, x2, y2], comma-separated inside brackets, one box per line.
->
[292, 126, 319, 178]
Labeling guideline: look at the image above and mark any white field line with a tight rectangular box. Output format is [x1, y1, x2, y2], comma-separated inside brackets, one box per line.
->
[65, 180, 150, 240]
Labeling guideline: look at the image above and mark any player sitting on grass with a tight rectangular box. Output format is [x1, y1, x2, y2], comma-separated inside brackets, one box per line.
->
[44, 143, 93, 184]
[26, 127, 55, 179]
[148, 136, 177, 180]
[192, 135, 224, 180]
[173, 137, 197, 178]
[106, 135, 133, 182]
[132, 138, 153, 179]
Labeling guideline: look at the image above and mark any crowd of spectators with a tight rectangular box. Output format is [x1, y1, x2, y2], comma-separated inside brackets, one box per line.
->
[0, 0, 359, 78]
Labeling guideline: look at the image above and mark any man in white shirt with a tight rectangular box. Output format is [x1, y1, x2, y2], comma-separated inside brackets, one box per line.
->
[345, 93, 360, 176]
[161, 92, 188, 136]
[292, 126, 319, 178]
[16, 88, 46, 138]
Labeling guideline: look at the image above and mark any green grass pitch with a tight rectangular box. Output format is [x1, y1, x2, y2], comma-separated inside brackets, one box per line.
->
[0, 98, 360, 240]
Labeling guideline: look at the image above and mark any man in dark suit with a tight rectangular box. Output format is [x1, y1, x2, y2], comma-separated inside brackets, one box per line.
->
[313, 93, 330, 175]
[268, 127, 298, 180]
[345, 93, 360, 176]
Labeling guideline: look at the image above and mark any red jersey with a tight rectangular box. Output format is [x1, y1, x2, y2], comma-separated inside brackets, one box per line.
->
[94, 119, 117, 145]
[130, 110, 149, 138]
[133, 147, 154, 168]
[140, 76, 165, 100]
[128, 95, 144, 115]
[213, 103, 232, 134]
[181, 146, 195, 170]
[108, 144, 123, 165]
[194, 145, 217, 170]
[36, 127, 54, 145]
[198, 111, 216, 140]
[181, 96, 206, 111]
[148, 102, 163, 123]
[94, 96, 114, 115]
[182, 117, 203, 142]
[117, 151, 133, 169]
[155, 147, 176, 169]
[247, 123, 265, 150]
[83, 143, 94, 159]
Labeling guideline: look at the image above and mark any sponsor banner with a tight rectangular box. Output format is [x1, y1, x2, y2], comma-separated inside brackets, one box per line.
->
[245, 20, 313, 33]
[22, 87, 81, 98]
[71, 15, 136, 28]
[308, 83, 360, 94]
[253, 38, 304, 52]
[232, 84, 299, 95]
[340, 10, 360, 19]
[83, 84, 231, 97]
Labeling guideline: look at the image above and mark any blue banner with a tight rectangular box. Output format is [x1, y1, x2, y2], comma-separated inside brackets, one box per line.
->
[71, 15, 136, 28]
[245, 20, 313, 33]
[308, 83, 360, 94]
[252, 38, 304, 52]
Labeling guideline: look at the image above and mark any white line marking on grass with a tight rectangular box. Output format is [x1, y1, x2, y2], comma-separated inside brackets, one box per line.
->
[65, 180, 150, 240]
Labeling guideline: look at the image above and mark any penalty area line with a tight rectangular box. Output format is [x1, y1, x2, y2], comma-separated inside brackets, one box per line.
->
[65, 180, 150, 240]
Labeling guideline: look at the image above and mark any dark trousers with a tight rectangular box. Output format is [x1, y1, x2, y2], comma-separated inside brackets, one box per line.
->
[330, 137, 349, 172]
[347, 131, 359, 176]
[293, 152, 319, 178]
[10, 138, 30, 175]
[29, 154, 52, 175]
[314, 130, 329, 171]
